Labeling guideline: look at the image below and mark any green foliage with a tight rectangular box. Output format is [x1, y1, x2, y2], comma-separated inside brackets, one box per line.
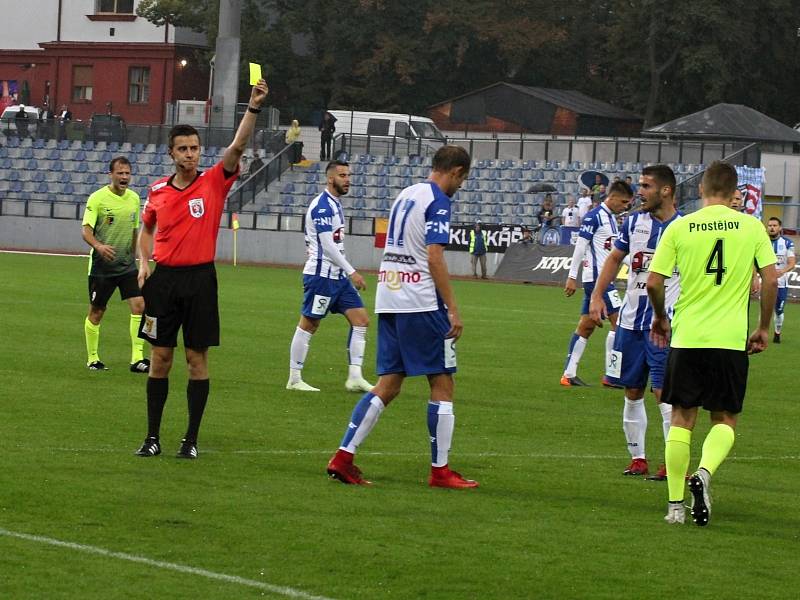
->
[2, 252, 800, 598]
[136, 0, 215, 32]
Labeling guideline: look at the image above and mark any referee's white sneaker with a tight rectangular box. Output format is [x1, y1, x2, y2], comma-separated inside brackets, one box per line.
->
[345, 377, 374, 393]
[286, 379, 320, 392]
[664, 502, 686, 524]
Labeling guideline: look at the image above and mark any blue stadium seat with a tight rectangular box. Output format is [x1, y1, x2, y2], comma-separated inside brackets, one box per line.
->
[10, 180, 23, 193]
[85, 173, 99, 185]
[375, 187, 390, 200]
[486, 180, 502, 193]
[74, 149, 87, 161]
[132, 143, 145, 154]
[20, 147, 33, 159]
[82, 140, 95, 151]
[35, 181, 49, 194]
[385, 155, 399, 166]
[0, 157, 11, 169]
[26, 158, 39, 170]
[304, 183, 317, 196]
[32, 138, 45, 149]
[353, 187, 367, 199]
[31, 171, 45, 183]
[7, 137, 20, 148]
[57, 139, 69, 150]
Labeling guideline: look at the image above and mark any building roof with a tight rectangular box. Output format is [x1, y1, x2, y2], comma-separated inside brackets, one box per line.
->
[644, 103, 800, 143]
[429, 82, 642, 121]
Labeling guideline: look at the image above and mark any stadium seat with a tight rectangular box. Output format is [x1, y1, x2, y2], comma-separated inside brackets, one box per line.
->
[82, 140, 95, 151]
[132, 143, 145, 154]
[35, 181, 49, 194]
[31, 171, 45, 183]
[281, 182, 296, 194]
[9, 180, 23, 193]
[85, 173, 99, 186]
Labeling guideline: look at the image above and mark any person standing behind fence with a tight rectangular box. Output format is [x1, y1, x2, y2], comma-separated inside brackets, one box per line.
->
[286, 119, 303, 163]
[319, 111, 335, 161]
[469, 222, 488, 279]
[134, 79, 269, 460]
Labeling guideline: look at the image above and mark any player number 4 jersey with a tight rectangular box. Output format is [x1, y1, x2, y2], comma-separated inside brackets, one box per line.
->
[615, 211, 682, 330]
[375, 182, 451, 313]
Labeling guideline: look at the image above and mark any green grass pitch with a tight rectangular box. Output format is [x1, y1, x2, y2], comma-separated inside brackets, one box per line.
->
[1, 252, 798, 599]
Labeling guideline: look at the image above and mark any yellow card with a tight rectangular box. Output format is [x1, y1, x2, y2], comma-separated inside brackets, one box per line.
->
[249, 63, 262, 85]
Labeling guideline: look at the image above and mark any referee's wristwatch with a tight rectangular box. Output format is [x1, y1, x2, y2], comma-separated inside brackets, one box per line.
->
[247, 105, 262, 114]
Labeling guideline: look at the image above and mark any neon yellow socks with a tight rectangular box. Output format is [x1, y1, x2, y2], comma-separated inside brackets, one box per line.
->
[85, 318, 100, 364]
[130, 314, 144, 363]
[699, 423, 735, 476]
[665, 426, 692, 502]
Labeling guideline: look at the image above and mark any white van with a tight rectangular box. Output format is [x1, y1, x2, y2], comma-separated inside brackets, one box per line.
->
[327, 110, 444, 140]
[325, 110, 445, 158]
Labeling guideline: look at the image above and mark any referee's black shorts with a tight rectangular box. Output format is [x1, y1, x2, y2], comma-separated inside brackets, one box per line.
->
[138, 262, 219, 349]
[661, 347, 748, 414]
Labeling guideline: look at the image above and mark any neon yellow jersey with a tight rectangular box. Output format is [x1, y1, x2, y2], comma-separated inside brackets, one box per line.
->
[649, 204, 775, 350]
[82, 186, 141, 277]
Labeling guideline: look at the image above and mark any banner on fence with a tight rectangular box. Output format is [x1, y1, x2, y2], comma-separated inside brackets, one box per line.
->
[736, 165, 765, 220]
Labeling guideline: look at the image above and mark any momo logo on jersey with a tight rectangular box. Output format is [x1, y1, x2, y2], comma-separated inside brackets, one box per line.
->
[333, 227, 344, 243]
[631, 250, 653, 272]
[188, 198, 204, 218]
[378, 269, 421, 290]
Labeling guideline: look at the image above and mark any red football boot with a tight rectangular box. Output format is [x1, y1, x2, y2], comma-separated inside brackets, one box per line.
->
[327, 450, 371, 485]
[647, 463, 667, 481]
[429, 465, 479, 489]
[623, 458, 649, 476]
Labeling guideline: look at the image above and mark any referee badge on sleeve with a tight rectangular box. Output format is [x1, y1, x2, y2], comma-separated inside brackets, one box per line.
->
[142, 315, 158, 339]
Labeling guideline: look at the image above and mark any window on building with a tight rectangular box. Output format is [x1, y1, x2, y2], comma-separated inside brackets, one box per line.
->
[129, 67, 150, 104]
[72, 66, 93, 102]
[96, 0, 134, 13]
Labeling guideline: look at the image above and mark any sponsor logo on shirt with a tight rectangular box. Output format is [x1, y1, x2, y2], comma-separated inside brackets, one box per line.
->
[333, 227, 344, 243]
[314, 216, 333, 227]
[382, 253, 417, 265]
[188, 198, 205, 218]
[378, 269, 421, 290]
[426, 220, 450, 235]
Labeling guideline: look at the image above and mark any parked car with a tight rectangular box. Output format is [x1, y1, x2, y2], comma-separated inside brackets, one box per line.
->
[89, 113, 126, 143]
[1, 104, 40, 136]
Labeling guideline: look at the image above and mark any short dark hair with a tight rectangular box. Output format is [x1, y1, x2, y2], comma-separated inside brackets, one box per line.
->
[769, 216, 782, 225]
[608, 180, 633, 197]
[702, 161, 737, 198]
[168, 124, 201, 149]
[432, 145, 471, 173]
[109, 156, 131, 172]
[326, 159, 349, 175]
[642, 164, 676, 196]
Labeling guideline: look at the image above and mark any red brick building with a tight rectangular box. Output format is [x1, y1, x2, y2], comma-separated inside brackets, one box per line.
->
[0, 0, 208, 124]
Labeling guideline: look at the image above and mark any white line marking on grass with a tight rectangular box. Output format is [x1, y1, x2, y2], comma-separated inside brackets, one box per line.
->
[44, 447, 799, 461]
[0, 528, 336, 600]
[0, 250, 87, 258]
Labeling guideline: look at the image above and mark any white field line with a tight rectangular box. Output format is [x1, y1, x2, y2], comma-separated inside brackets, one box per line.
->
[0, 250, 87, 258]
[0, 528, 336, 600]
[39, 447, 799, 461]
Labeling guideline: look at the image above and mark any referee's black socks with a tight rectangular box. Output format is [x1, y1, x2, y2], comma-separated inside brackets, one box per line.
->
[185, 379, 210, 444]
[146, 377, 169, 439]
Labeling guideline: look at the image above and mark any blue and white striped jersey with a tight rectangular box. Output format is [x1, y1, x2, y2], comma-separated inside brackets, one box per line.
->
[375, 182, 451, 313]
[303, 190, 349, 279]
[772, 235, 795, 288]
[615, 211, 681, 330]
[577, 203, 619, 283]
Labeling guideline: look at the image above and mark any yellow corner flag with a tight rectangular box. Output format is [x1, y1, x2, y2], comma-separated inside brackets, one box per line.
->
[249, 63, 262, 85]
[232, 213, 240, 266]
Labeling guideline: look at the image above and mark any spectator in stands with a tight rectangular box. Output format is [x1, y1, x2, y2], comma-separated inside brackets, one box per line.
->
[593, 184, 607, 204]
[625, 175, 638, 194]
[15, 105, 29, 137]
[520, 226, 535, 245]
[470, 221, 489, 279]
[561, 196, 580, 227]
[286, 119, 303, 163]
[57, 103, 72, 141]
[319, 111, 336, 161]
[537, 194, 556, 227]
[577, 188, 593, 218]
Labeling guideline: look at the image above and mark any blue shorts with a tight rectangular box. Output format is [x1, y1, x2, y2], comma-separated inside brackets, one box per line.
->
[775, 287, 788, 315]
[606, 327, 667, 390]
[301, 274, 364, 319]
[376, 308, 457, 377]
[581, 281, 622, 316]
